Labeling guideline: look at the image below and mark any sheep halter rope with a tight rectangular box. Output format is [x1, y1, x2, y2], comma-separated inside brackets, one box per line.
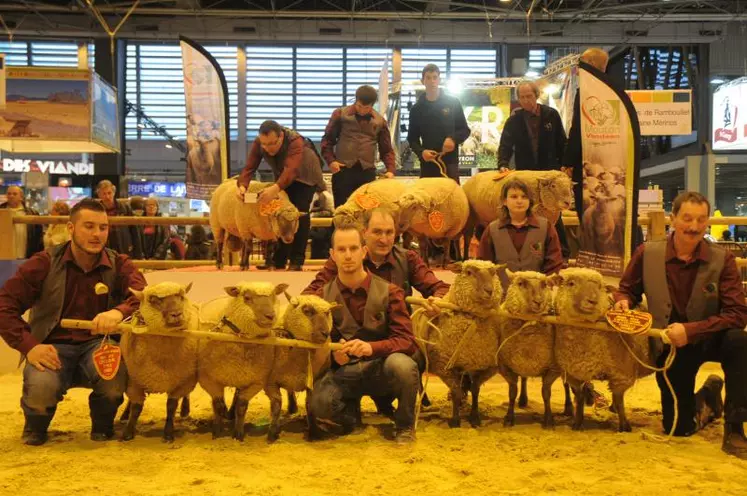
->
[407, 296, 681, 439]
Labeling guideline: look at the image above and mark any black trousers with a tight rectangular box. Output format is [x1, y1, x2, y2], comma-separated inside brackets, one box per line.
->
[555, 216, 571, 260]
[656, 328, 747, 435]
[272, 180, 315, 268]
[331, 163, 377, 208]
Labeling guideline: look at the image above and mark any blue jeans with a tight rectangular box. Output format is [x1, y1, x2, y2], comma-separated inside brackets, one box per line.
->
[308, 353, 419, 430]
[21, 338, 127, 434]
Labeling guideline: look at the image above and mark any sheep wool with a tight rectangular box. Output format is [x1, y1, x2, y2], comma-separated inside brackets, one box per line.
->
[333, 178, 407, 229]
[553, 267, 653, 432]
[396, 177, 469, 244]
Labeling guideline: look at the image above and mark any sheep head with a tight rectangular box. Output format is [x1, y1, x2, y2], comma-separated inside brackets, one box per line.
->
[446, 260, 504, 312]
[130, 282, 193, 331]
[395, 192, 430, 233]
[282, 295, 340, 344]
[502, 270, 552, 315]
[333, 204, 362, 230]
[270, 204, 301, 244]
[550, 268, 616, 322]
[537, 173, 573, 212]
[222, 282, 289, 337]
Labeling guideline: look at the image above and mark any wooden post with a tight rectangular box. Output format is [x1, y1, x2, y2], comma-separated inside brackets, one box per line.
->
[0, 209, 16, 260]
[647, 210, 667, 241]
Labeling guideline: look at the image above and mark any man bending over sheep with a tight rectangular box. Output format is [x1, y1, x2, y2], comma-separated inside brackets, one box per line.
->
[614, 191, 747, 459]
[0, 198, 147, 445]
[307, 225, 420, 443]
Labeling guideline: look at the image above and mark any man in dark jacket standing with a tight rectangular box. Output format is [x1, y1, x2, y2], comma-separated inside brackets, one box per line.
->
[498, 81, 570, 258]
[1, 185, 44, 259]
[237, 120, 325, 270]
[95, 180, 143, 259]
[407, 64, 470, 183]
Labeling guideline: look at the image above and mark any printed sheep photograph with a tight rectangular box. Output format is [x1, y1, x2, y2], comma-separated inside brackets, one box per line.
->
[1, 263, 744, 496]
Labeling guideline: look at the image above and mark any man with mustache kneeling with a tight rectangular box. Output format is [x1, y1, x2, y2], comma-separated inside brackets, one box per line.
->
[614, 191, 747, 458]
[307, 225, 420, 443]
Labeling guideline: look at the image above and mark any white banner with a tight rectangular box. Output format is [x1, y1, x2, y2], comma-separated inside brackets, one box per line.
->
[712, 78, 747, 151]
[627, 90, 692, 136]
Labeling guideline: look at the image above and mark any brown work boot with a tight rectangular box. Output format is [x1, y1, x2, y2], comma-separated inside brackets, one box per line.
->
[394, 427, 416, 444]
[722, 423, 747, 459]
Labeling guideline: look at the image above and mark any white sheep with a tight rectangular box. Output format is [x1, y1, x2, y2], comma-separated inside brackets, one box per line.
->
[497, 271, 562, 428]
[333, 178, 408, 229]
[552, 267, 654, 432]
[197, 281, 289, 441]
[581, 194, 625, 257]
[210, 178, 302, 270]
[395, 178, 470, 267]
[265, 295, 338, 442]
[414, 260, 503, 428]
[120, 282, 199, 442]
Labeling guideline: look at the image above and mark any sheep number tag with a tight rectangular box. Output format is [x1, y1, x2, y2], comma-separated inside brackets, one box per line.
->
[93, 338, 122, 380]
[605, 310, 652, 335]
[428, 210, 445, 232]
[355, 193, 380, 210]
[259, 199, 283, 216]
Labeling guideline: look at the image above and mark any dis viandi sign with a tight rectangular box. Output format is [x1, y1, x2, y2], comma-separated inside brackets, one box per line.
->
[1, 158, 95, 175]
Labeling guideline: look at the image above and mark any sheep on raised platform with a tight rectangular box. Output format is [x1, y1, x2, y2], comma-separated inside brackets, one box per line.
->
[497, 271, 561, 428]
[120, 282, 199, 442]
[414, 260, 503, 428]
[210, 178, 302, 270]
[552, 267, 654, 432]
[333, 178, 407, 229]
[197, 281, 289, 441]
[265, 295, 338, 442]
[395, 177, 470, 267]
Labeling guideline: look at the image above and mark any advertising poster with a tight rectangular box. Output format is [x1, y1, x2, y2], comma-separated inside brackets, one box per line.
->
[91, 73, 120, 151]
[712, 78, 747, 151]
[459, 86, 511, 168]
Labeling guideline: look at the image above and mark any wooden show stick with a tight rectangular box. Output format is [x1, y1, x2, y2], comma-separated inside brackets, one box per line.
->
[405, 297, 667, 340]
[60, 318, 343, 351]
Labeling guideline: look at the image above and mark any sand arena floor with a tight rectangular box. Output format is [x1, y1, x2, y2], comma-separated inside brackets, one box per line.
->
[1, 364, 745, 496]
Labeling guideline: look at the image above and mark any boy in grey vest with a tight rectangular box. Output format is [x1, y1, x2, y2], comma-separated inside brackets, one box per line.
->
[0, 199, 147, 445]
[307, 225, 419, 443]
[614, 192, 747, 459]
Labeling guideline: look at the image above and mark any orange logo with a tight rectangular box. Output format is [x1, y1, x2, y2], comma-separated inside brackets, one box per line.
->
[428, 211, 445, 232]
[355, 193, 380, 210]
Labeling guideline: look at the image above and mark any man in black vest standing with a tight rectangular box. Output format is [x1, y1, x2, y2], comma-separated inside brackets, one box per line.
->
[307, 225, 420, 443]
[321, 85, 396, 208]
[237, 120, 325, 270]
[614, 192, 747, 458]
[0, 198, 147, 445]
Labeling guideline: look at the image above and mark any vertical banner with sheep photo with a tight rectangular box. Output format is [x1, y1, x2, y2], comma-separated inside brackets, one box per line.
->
[576, 61, 641, 277]
[180, 36, 230, 200]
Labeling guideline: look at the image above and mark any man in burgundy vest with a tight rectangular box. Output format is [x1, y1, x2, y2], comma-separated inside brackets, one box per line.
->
[321, 85, 396, 207]
[307, 225, 419, 443]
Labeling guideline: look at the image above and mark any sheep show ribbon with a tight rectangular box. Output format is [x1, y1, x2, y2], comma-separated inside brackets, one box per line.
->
[59, 319, 344, 351]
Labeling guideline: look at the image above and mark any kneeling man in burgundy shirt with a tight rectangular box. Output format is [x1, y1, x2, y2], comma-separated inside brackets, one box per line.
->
[307, 225, 419, 443]
[0, 198, 147, 446]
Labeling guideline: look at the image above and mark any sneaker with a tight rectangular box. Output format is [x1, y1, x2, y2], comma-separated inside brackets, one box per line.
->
[394, 427, 416, 444]
[90, 430, 115, 442]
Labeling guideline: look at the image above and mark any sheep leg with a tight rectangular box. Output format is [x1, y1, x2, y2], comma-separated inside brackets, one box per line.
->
[441, 373, 463, 428]
[541, 371, 562, 429]
[226, 388, 239, 420]
[567, 378, 586, 431]
[179, 395, 190, 418]
[163, 397, 179, 443]
[266, 385, 283, 443]
[215, 229, 225, 270]
[233, 385, 263, 441]
[286, 390, 298, 415]
[419, 235, 430, 267]
[122, 385, 146, 441]
[518, 377, 529, 408]
[468, 370, 491, 428]
[119, 399, 131, 423]
[211, 397, 228, 439]
[563, 382, 574, 416]
[613, 390, 632, 433]
[239, 239, 251, 271]
[503, 373, 519, 428]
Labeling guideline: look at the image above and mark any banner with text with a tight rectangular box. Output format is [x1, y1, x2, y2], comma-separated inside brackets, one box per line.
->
[576, 62, 641, 277]
[180, 36, 230, 200]
[627, 90, 692, 136]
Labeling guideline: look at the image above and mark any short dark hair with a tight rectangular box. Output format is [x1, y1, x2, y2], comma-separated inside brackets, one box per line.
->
[70, 197, 107, 222]
[499, 179, 535, 222]
[258, 120, 283, 136]
[355, 85, 378, 106]
[672, 191, 711, 216]
[363, 207, 396, 230]
[421, 63, 440, 80]
[332, 225, 364, 248]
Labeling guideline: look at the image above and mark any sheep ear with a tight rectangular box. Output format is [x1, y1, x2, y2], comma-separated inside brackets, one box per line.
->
[183, 282, 193, 294]
[274, 283, 290, 295]
[505, 268, 515, 281]
[548, 274, 563, 287]
[224, 286, 241, 297]
[328, 303, 343, 311]
[448, 262, 463, 274]
[129, 287, 144, 302]
[289, 297, 300, 307]
[147, 294, 162, 308]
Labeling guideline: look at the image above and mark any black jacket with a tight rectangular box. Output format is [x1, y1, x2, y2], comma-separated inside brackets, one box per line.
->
[106, 201, 143, 259]
[138, 218, 170, 260]
[0, 201, 44, 258]
[498, 104, 567, 171]
[407, 90, 470, 166]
